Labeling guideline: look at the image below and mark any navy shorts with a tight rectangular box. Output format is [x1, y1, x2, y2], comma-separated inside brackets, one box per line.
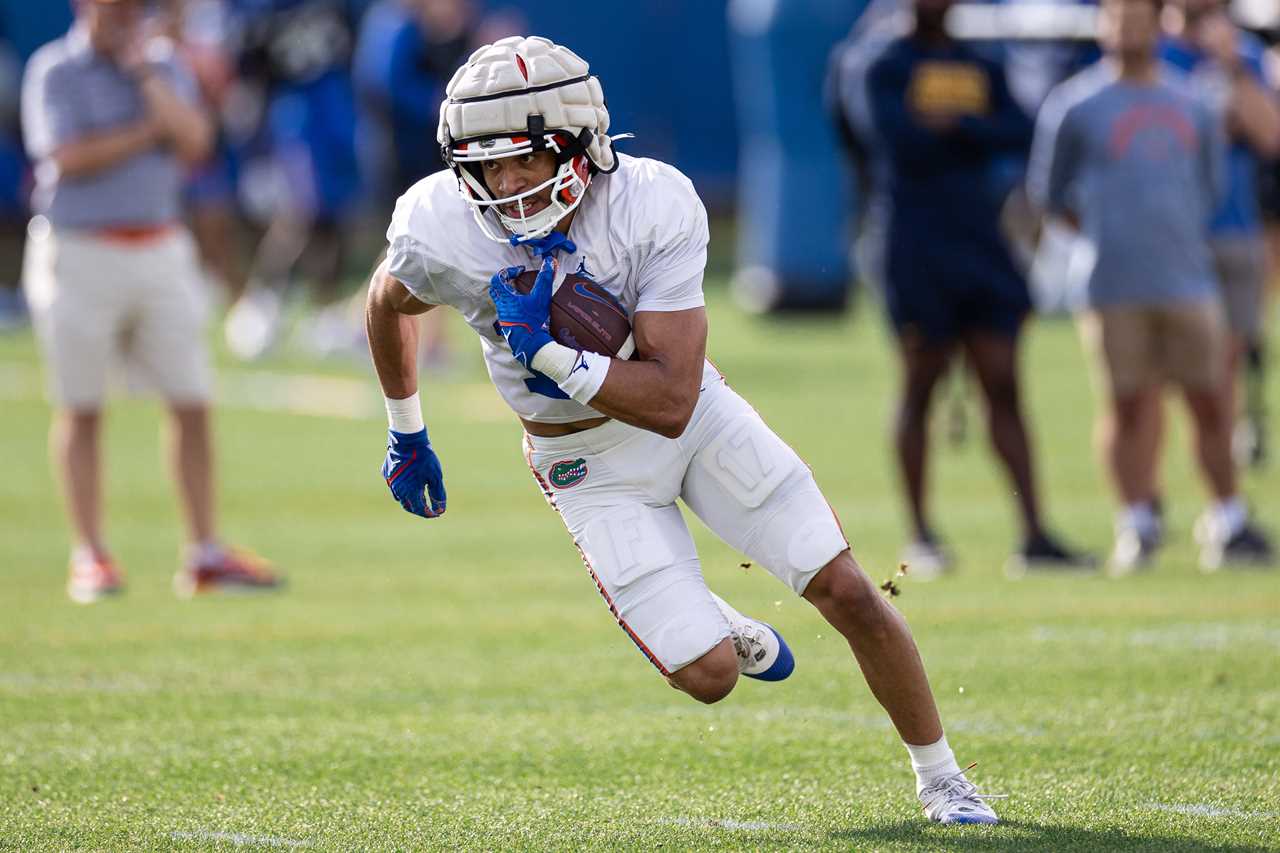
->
[882, 239, 1031, 344]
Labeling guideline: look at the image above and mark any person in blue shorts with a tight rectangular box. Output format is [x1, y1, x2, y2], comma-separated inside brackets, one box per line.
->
[830, 0, 1092, 578]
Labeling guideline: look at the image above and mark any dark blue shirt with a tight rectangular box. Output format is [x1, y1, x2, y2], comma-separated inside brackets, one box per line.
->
[834, 32, 1033, 287]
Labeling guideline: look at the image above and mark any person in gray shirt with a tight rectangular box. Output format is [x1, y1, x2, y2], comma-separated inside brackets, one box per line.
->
[21, 0, 280, 601]
[1027, 0, 1273, 573]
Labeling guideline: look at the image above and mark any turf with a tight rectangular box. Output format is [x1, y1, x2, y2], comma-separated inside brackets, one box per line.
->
[1, 283, 1277, 851]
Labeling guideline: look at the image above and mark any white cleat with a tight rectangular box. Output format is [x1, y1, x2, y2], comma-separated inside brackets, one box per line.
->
[709, 592, 794, 681]
[919, 764, 1005, 825]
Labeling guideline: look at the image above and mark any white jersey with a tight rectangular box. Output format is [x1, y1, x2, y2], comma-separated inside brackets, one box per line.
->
[385, 154, 713, 423]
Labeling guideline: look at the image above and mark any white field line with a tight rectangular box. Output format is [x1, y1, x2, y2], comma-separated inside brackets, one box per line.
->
[169, 829, 309, 848]
[1145, 803, 1280, 819]
[660, 817, 804, 831]
[1031, 623, 1280, 651]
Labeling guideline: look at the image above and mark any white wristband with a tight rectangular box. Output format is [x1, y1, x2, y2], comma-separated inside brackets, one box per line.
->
[384, 391, 425, 433]
[531, 342, 610, 405]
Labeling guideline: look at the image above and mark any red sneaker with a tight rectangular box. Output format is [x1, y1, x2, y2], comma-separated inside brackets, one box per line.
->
[67, 553, 124, 604]
[174, 547, 282, 598]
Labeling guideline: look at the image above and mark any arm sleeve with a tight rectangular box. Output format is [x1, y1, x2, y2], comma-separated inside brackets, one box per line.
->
[1026, 90, 1079, 216]
[633, 174, 709, 313]
[955, 61, 1034, 152]
[385, 192, 442, 306]
[21, 59, 83, 159]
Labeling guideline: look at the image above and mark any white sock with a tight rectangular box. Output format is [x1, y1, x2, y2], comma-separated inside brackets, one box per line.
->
[905, 734, 962, 793]
[189, 541, 224, 567]
[1212, 496, 1247, 539]
[1120, 502, 1157, 536]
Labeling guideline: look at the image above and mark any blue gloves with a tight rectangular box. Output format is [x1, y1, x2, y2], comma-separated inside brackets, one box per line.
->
[382, 428, 447, 518]
[490, 231, 579, 396]
[488, 257, 557, 370]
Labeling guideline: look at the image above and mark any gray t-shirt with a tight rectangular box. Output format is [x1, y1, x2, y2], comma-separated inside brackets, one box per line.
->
[21, 26, 199, 229]
[1027, 61, 1225, 308]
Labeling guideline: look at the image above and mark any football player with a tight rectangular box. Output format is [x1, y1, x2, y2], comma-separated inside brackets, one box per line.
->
[365, 36, 1001, 825]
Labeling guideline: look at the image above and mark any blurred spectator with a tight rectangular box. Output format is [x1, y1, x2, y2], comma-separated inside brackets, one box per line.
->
[1161, 0, 1280, 468]
[0, 25, 25, 330]
[158, 0, 250, 305]
[830, 0, 1092, 579]
[222, 0, 364, 360]
[21, 0, 279, 601]
[353, 0, 477, 204]
[1028, 0, 1274, 574]
[353, 0, 522, 372]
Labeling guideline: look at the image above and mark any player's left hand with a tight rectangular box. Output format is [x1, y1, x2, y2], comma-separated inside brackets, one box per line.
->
[381, 428, 447, 518]
[488, 256, 556, 369]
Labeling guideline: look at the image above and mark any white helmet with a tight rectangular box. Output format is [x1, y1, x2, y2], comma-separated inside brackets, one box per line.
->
[438, 36, 620, 244]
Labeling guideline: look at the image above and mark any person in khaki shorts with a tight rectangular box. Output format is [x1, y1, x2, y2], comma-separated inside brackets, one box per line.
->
[1028, 0, 1273, 574]
[21, 0, 279, 602]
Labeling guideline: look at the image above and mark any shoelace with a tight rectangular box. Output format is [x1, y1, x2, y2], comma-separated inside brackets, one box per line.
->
[730, 625, 767, 663]
[920, 763, 1008, 807]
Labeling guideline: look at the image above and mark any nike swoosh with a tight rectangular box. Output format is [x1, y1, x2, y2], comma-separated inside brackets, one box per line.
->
[572, 283, 627, 317]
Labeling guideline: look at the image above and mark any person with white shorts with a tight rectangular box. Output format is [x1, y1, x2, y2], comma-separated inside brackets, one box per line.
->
[21, 0, 279, 601]
[365, 36, 1003, 825]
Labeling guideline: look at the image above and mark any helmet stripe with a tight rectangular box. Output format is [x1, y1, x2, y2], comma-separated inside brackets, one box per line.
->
[449, 74, 591, 104]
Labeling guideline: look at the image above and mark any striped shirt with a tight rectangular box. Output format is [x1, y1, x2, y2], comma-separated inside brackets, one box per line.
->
[21, 25, 199, 229]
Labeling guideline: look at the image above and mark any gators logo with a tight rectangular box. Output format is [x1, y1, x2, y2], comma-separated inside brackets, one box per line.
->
[549, 458, 589, 489]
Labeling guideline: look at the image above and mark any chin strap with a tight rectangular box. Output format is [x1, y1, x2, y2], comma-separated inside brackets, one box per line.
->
[509, 231, 577, 258]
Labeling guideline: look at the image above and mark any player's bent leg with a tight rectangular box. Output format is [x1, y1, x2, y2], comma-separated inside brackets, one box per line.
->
[804, 552, 1003, 824]
[679, 381, 1000, 824]
[666, 638, 739, 704]
[802, 551, 944, 746]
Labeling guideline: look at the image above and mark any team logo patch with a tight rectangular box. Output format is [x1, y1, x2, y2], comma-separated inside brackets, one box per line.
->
[549, 458, 589, 489]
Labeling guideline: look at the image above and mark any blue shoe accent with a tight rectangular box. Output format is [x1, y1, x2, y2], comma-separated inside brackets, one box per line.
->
[744, 624, 794, 682]
[943, 813, 999, 826]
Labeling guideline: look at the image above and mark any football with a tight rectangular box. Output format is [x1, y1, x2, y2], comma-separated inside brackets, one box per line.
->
[512, 268, 635, 359]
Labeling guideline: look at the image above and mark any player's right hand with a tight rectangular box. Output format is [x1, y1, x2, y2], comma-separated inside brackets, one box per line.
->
[488, 258, 556, 369]
[381, 428, 447, 518]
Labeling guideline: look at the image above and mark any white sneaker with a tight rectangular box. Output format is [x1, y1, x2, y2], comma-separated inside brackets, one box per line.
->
[918, 764, 1004, 825]
[1107, 525, 1159, 577]
[900, 539, 952, 581]
[225, 288, 283, 361]
[709, 592, 794, 681]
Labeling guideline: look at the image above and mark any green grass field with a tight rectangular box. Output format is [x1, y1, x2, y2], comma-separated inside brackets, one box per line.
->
[2, 282, 1278, 851]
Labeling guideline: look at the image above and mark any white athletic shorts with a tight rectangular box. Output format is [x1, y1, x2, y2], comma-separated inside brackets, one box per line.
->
[523, 374, 849, 675]
[23, 222, 213, 408]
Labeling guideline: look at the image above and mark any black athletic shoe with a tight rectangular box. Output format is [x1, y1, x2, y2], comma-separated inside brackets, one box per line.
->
[1202, 523, 1276, 572]
[1005, 532, 1097, 579]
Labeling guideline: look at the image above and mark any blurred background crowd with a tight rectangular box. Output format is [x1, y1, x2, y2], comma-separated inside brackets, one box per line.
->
[5, 0, 1279, 584]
